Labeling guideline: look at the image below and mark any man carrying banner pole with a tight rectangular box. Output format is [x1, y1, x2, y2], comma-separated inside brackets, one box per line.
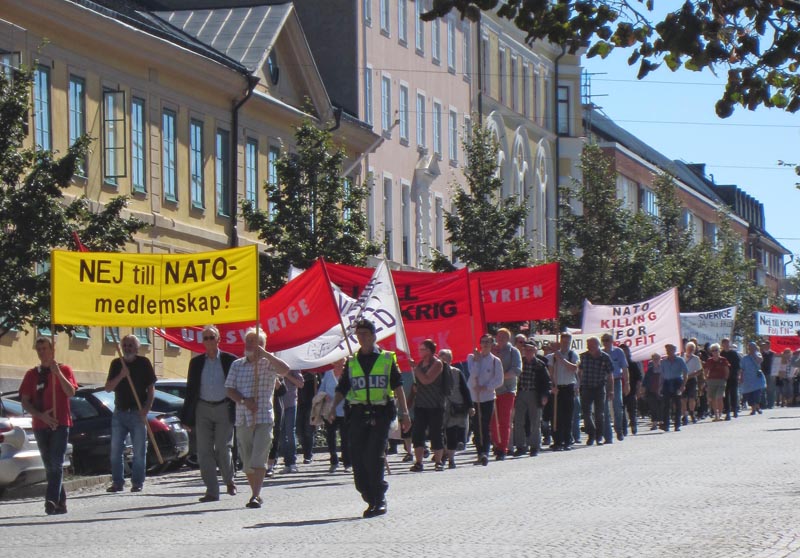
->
[105, 333, 159, 493]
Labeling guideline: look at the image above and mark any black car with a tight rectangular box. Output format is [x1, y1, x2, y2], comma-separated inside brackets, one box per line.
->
[70, 387, 189, 474]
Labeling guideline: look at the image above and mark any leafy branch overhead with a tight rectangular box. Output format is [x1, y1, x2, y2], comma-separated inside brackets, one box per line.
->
[424, 1, 800, 116]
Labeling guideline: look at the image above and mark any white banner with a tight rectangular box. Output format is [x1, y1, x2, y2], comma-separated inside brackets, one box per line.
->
[581, 288, 681, 361]
[679, 306, 737, 347]
[755, 312, 800, 337]
[538, 333, 610, 353]
[276, 260, 408, 369]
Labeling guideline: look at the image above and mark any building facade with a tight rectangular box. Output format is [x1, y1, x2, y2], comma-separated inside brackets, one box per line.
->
[0, 0, 377, 387]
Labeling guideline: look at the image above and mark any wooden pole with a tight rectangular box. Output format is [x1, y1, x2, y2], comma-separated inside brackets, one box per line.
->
[50, 327, 57, 426]
[111, 330, 163, 464]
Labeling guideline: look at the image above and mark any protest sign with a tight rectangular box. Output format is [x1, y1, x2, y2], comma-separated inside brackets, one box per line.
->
[679, 306, 737, 347]
[756, 312, 800, 337]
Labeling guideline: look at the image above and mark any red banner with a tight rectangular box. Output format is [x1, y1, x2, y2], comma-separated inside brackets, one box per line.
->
[769, 306, 800, 352]
[471, 262, 559, 323]
[325, 263, 476, 362]
[157, 259, 340, 355]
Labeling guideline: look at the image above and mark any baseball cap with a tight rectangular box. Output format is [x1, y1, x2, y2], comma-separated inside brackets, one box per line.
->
[353, 319, 376, 333]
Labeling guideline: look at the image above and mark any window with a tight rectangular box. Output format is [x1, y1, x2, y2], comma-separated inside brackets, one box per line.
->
[72, 326, 90, 340]
[364, 65, 373, 125]
[522, 64, 530, 118]
[557, 85, 570, 135]
[190, 119, 204, 208]
[104, 327, 120, 344]
[402, 184, 411, 265]
[639, 185, 658, 217]
[364, 0, 372, 24]
[268, 145, 280, 219]
[433, 101, 442, 157]
[383, 177, 393, 259]
[381, 75, 392, 135]
[431, 17, 440, 63]
[68, 76, 86, 176]
[435, 197, 444, 252]
[33, 65, 51, 151]
[399, 84, 409, 142]
[481, 36, 489, 94]
[416, 93, 426, 147]
[343, 176, 353, 221]
[103, 89, 126, 183]
[617, 175, 638, 212]
[447, 16, 456, 72]
[398, 0, 408, 44]
[510, 56, 518, 111]
[215, 129, 230, 216]
[704, 221, 718, 247]
[380, 0, 390, 34]
[245, 138, 258, 206]
[448, 109, 458, 162]
[463, 25, 471, 78]
[131, 97, 146, 193]
[133, 327, 150, 345]
[415, 0, 425, 53]
[498, 47, 506, 104]
[162, 109, 177, 201]
[463, 115, 472, 148]
[0, 52, 20, 80]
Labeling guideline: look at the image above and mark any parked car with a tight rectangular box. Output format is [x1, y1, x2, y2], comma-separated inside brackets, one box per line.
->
[154, 379, 195, 466]
[0, 400, 72, 497]
[70, 387, 189, 474]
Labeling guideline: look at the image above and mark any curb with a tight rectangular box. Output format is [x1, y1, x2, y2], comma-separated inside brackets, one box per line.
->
[0, 474, 111, 501]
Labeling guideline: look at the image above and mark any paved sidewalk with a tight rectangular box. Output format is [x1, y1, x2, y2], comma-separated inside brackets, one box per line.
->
[3, 408, 800, 558]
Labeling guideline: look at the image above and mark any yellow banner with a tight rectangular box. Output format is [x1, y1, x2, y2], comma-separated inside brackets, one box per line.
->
[51, 246, 258, 327]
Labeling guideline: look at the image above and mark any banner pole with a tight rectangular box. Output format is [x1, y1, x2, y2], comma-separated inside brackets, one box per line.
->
[319, 258, 354, 357]
[110, 328, 163, 464]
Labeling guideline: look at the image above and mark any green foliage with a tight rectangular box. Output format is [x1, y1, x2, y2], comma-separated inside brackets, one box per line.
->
[556, 144, 768, 338]
[430, 122, 533, 272]
[241, 117, 380, 296]
[424, 1, 800, 117]
[0, 68, 146, 337]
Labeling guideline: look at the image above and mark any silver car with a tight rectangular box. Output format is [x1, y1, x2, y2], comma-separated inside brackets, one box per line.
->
[0, 399, 72, 496]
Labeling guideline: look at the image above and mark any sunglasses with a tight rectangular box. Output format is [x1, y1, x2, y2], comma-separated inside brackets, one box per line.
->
[202, 336, 217, 341]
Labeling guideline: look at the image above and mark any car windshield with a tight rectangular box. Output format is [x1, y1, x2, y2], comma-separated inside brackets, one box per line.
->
[91, 390, 116, 411]
[70, 396, 101, 420]
[1, 398, 27, 417]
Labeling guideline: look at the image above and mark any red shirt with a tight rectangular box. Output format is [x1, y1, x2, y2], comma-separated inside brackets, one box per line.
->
[18, 364, 78, 430]
[703, 357, 730, 382]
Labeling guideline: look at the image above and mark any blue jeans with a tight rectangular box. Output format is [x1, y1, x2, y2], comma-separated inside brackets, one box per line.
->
[603, 378, 624, 442]
[572, 394, 581, 443]
[111, 410, 147, 487]
[33, 426, 69, 505]
[278, 405, 297, 466]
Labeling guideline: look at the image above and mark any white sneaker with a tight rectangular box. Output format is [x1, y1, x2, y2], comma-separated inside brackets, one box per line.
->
[328, 463, 339, 474]
[280, 464, 298, 474]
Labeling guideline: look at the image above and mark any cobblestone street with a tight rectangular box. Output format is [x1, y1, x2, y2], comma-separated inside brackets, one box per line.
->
[3, 407, 800, 558]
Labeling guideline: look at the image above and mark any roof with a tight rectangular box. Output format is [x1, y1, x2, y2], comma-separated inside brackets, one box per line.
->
[154, 3, 292, 73]
[585, 108, 723, 204]
[72, 0, 250, 73]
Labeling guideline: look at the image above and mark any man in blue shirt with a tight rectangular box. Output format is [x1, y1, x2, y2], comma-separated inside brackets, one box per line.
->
[659, 343, 688, 432]
[601, 334, 629, 443]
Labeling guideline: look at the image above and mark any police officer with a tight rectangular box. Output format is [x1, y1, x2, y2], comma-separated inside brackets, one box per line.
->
[329, 319, 411, 518]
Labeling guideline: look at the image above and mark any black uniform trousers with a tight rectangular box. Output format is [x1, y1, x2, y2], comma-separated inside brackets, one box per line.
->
[347, 404, 392, 507]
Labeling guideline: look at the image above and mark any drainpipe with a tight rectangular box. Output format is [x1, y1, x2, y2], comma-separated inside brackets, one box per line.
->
[476, 14, 483, 124]
[229, 74, 260, 248]
[553, 44, 566, 251]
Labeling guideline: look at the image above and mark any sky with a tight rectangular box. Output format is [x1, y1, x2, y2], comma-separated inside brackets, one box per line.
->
[581, 39, 800, 275]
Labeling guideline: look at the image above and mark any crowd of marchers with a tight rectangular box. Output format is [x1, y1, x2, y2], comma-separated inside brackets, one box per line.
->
[17, 323, 794, 519]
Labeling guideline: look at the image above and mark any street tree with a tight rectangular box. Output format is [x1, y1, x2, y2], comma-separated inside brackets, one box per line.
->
[430, 121, 533, 272]
[556, 143, 636, 323]
[424, 1, 800, 117]
[241, 117, 380, 296]
[0, 69, 146, 337]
